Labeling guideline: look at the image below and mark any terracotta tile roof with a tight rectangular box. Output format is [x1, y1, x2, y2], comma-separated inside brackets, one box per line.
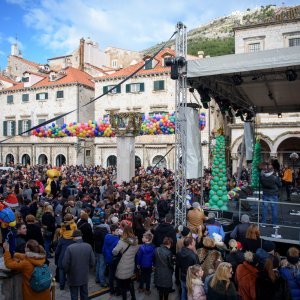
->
[23, 71, 47, 77]
[0, 74, 17, 84]
[94, 48, 175, 81]
[3, 67, 94, 91]
[11, 55, 40, 68]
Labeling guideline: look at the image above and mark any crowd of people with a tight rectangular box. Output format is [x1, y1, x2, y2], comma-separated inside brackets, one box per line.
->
[0, 163, 299, 300]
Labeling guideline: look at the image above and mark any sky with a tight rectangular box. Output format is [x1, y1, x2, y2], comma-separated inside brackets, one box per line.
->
[0, 0, 299, 69]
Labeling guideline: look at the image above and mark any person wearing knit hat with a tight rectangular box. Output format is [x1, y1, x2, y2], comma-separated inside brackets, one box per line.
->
[280, 247, 300, 300]
[3, 190, 18, 208]
[110, 216, 119, 225]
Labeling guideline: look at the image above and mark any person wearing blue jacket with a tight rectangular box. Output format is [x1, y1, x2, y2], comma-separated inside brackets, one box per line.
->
[136, 232, 156, 295]
[280, 247, 300, 300]
[102, 224, 120, 294]
[205, 212, 225, 241]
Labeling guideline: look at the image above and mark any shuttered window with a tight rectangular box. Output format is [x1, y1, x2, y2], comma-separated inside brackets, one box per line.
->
[36, 93, 48, 100]
[103, 85, 121, 94]
[125, 83, 145, 93]
[154, 80, 165, 91]
[22, 94, 29, 102]
[3, 120, 16, 136]
[7, 95, 13, 104]
[18, 120, 31, 136]
[56, 91, 64, 99]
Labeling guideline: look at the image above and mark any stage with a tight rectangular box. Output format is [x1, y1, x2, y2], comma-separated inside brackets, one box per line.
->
[208, 189, 300, 251]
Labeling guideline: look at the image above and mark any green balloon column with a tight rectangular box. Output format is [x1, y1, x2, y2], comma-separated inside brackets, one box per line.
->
[208, 135, 229, 210]
[251, 139, 262, 189]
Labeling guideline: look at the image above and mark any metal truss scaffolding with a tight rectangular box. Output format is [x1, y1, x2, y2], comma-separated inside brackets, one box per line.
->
[174, 22, 188, 226]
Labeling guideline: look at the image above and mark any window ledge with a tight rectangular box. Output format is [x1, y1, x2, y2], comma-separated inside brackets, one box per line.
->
[37, 100, 47, 102]
[153, 89, 166, 93]
[56, 98, 64, 100]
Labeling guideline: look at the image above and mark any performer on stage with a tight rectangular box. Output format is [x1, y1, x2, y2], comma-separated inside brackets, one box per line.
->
[260, 163, 282, 225]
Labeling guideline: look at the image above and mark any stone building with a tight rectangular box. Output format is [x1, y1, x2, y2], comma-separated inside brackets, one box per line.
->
[231, 6, 300, 171]
[0, 67, 94, 166]
[93, 48, 215, 169]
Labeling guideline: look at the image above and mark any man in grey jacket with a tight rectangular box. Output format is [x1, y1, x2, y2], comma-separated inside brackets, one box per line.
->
[260, 163, 282, 225]
[62, 229, 95, 300]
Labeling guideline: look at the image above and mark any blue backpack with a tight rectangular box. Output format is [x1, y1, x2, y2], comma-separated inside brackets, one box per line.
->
[30, 264, 52, 292]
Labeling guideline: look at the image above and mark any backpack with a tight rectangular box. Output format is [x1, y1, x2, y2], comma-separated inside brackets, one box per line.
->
[30, 264, 52, 292]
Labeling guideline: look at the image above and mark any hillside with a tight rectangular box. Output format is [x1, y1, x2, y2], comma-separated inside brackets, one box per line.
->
[144, 4, 296, 57]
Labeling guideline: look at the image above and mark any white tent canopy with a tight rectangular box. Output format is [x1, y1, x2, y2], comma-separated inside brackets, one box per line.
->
[187, 46, 300, 113]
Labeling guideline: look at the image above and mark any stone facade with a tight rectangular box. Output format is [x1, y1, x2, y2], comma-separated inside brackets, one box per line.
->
[0, 70, 94, 166]
[231, 15, 300, 171]
[235, 19, 300, 54]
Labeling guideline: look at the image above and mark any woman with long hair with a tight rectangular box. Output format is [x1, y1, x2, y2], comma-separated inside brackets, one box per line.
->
[3, 239, 51, 300]
[132, 213, 145, 244]
[186, 265, 206, 300]
[112, 225, 139, 300]
[243, 224, 262, 252]
[207, 262, 238, 300]
[256, 256, 290, 300]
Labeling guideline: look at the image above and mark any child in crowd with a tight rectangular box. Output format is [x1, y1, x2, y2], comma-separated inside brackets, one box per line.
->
[136, 232, 156, 295]
[186, 264, 206, 300]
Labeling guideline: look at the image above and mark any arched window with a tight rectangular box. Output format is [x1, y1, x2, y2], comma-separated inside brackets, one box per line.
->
[6, 154, 14, 164]
[107, 155, 117, 167]
[152, 155, 167, 168]
[56, 154, 66, 167]
[38, 154, 48, 165]
[135, 155, 141, 168]
[21, 154, 31, 166]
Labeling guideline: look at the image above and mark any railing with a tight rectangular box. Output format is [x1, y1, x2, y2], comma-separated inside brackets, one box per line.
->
[238, 196, 300, 244]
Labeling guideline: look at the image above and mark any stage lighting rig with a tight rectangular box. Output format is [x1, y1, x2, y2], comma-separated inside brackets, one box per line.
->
[196, 87, 211, 109]
[165, 56, 186, 80]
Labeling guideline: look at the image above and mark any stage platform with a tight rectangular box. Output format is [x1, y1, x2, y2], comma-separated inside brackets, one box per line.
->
[207, 190, 300, 250]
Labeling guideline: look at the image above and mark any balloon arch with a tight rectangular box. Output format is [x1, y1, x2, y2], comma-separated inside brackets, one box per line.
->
[32, 112, 206, 138]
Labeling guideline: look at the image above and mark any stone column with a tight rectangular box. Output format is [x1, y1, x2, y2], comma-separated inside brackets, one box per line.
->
[117, 133, 135, 184]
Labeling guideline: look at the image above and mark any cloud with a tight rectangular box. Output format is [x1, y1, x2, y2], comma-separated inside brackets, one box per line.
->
[7, 36, 24, 51]
[8, 0, 300, 56]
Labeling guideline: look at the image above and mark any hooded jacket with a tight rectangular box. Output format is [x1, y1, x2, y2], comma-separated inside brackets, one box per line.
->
[235, 261, 258, 300]
[113, 236, 139, 279]
[260, 171, 282, 195]
[177, 247, 199, 281]
[60, 219, 77, 239]
[102, 233, 120, 264]
[136, 243, 156, 268]
[280, 261, 300, 300]
[4, 250, 51, 300]
[188, 278, 206, 300]
[153, 222, 177, 254]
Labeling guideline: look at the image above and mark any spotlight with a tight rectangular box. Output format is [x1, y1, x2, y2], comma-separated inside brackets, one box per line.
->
[286, 70, 297, 81]
[196, 87, 211, 109]
[165, 56, 186, 80]
[278, 113, 282, 118]
[232, 75, 243, 86]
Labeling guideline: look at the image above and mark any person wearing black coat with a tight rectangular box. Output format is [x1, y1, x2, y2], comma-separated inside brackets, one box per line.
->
[153, 214, 177, 254]
[51, 177, 60, 197]
[93, 223, 109, 287]
[176, 237, 199, 300]
[154, 237, 174, 300]
[42, 207, 56, 258]
[25, 215, 44, 246]
[256, 256, 291, 300]
[77, 213, 94, 248]
[157, 196, 170, 221]
[14, 222, 27, 253]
